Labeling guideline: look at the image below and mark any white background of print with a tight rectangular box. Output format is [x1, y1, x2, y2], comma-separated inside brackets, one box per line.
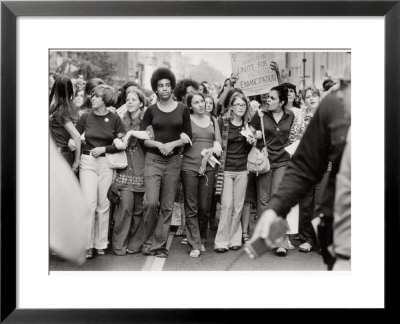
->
[17, 17, 384, 308]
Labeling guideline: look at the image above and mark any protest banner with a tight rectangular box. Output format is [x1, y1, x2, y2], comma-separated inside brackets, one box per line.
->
[230, 52, 280, 96]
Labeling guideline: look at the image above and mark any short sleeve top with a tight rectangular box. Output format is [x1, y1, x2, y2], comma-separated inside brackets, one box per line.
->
[76, 111, 125, 153]
[49, 109, 74, 148]
[139, 102, 192, 156]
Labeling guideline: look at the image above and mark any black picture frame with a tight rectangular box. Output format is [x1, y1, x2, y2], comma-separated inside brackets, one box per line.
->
[1, 0, 398, 322]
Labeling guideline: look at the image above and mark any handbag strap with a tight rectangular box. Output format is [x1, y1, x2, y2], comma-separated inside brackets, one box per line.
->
[259, 111, 267, 148]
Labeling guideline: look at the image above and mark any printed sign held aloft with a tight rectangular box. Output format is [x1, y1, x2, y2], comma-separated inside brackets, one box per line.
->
[230, 52, 280, 96]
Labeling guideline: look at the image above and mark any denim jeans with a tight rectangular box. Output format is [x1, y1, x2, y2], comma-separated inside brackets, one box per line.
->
[256, 166, 287, 217]
[79, 155, 113, 250]
[142, 153, 182, 252]
[112, 191, 145, 255]
[214, 170, 248, 249]
[181, 169, 215, 249]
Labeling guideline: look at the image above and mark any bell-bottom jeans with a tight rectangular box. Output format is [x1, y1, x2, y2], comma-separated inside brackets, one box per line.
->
[79, 154, 113, 250]
[214, 170, 248, 249]
[142, 153, 182, 253]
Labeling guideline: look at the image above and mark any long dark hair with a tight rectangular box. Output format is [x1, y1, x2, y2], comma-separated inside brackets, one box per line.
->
[49, 75, 78, 121]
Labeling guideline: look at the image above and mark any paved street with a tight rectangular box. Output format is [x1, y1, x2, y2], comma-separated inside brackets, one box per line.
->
[50, 217, 326, 272]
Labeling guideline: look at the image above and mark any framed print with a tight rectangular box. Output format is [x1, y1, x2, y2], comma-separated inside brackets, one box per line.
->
[1, 0, 399, 322]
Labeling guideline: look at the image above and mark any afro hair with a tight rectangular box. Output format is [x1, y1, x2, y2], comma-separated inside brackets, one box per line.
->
[174, 79, 199, 102]
[150, 67, 176, 93]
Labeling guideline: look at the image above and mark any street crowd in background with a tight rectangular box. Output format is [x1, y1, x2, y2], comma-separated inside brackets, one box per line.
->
[49, 59, 351, 270]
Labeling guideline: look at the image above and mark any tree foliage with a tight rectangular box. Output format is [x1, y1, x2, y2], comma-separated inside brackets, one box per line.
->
[55, 52, 116, 83]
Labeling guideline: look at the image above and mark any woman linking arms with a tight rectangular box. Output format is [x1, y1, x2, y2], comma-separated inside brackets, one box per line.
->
[112, 88, 150, 256]
[181, 92, 222, 257]
[139, 68, 192, 259]
[76, 84, 126, 259]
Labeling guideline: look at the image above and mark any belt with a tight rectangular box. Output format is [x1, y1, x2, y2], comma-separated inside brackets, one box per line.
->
[82, 149, 106, 157]
[56, 146, 71, 153]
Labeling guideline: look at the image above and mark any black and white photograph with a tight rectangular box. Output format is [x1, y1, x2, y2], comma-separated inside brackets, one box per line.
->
[49, 50, 351, 272]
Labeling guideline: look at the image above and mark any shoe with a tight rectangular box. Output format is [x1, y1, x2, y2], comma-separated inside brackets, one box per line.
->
[299, 242, 313, 253]
[180, 238, 188, 244]
[142, 249, 157, 256]
[214, 248, 228, 253]
[229, 246, 241, 251]
[242, 233, 250, 243]
[275, 247, 287, 257]
[86, 249, 93, 259]
[96, 249, 105, 256]
[155, 249, 168, 258]
[200, 244, 206, 252]
[126, 248, 140, 255]
[189, 250, 201, 258]
[175, 226, 185, 236]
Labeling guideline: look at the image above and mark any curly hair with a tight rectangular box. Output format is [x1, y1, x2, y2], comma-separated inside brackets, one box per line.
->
[150, 67, 176, 93]
[174, 78, 199, 102]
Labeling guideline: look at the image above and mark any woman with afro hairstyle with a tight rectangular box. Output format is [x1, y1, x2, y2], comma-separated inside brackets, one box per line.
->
[139, 67, 192, 259]
[173, 78, 199, 103]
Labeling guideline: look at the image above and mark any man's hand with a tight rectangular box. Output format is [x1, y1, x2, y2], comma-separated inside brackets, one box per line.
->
[249, 209, 289, 248]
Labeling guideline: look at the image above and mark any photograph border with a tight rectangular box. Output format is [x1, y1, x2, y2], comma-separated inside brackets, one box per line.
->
[1, 0, 399, 321]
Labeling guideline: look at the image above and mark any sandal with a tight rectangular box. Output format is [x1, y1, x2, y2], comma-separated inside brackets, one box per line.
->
[299, 242, 313, 253]
[189, 250, 201, 258]
[242, 233, 250, 242]
[275, 247, 287, 257]
[96, 249, 105, 256]
[126, 248, 140, 255]
[180, 238, 188, 244]
[86, 249, 93, 259]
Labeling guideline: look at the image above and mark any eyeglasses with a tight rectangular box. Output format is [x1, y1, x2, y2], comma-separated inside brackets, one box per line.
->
[233, 103, 247, 108]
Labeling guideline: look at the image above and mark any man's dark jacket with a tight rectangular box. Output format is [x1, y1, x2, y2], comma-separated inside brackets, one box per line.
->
[268, 91, 351, 220]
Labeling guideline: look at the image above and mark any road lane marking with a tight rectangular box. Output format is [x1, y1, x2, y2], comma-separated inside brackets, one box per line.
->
[141, 232, 175, 271]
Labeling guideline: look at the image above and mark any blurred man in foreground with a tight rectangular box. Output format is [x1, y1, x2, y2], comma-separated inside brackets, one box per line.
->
[250, 71, 351, 270]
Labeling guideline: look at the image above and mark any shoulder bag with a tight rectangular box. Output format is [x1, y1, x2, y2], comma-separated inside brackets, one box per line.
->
[247, 111, 270, 175]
